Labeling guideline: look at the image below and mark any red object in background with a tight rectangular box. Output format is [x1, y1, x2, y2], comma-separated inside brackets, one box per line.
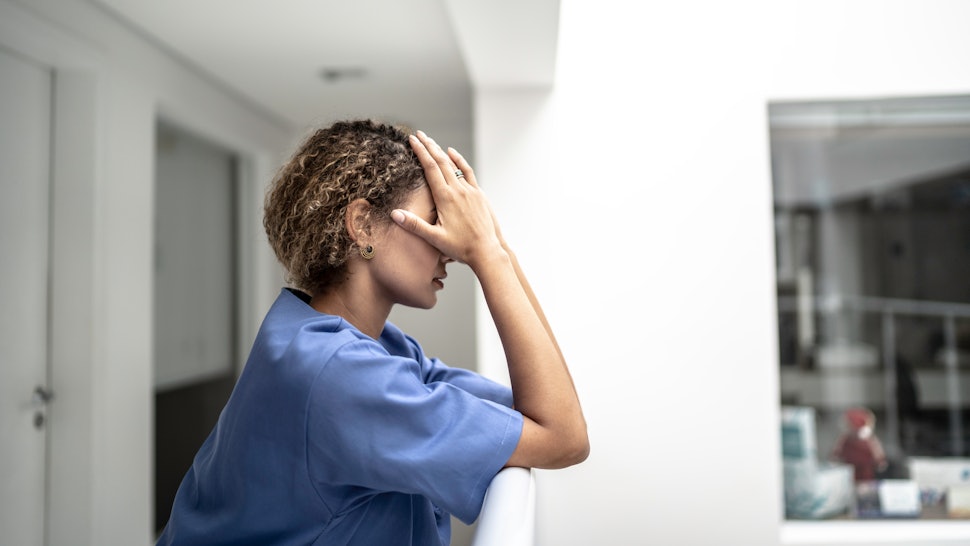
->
[831, 407, 888, 482]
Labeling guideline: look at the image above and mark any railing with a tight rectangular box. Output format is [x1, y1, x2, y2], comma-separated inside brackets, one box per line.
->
[471, 467, 536, 546]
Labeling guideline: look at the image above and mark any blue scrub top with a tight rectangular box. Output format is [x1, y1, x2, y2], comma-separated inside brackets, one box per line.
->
[158, 288, 523, 545]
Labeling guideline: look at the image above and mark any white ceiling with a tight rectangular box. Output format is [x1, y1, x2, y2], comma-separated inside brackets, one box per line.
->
[92, 0, 560, 138]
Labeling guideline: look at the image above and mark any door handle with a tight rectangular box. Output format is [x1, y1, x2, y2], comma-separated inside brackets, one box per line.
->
[30, 385, 54, 430]
[32, 385, 54, 407]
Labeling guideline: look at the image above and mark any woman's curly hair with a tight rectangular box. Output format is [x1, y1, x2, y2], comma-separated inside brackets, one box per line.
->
[263, 119, 426, 295]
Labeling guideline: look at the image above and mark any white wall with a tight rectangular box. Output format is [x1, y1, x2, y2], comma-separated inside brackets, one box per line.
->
[473, 1, 970, 545]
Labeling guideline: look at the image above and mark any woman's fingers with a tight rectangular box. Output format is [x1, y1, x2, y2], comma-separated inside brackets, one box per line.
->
[404, 129, 503, 267]
[448, 147, 478, 188]
[410, 132, 469, 190]
[408, 134, 447, 188]
[390, 209, 442, 247]
[415, 131, 465, 184]
[416, 130, 451, 176]
[446, 145, 504, 240]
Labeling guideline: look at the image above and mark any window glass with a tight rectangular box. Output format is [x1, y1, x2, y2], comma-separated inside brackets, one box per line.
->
[771, 96, 970, 520]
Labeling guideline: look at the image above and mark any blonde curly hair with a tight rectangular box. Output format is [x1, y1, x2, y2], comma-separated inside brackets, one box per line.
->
[263, 119, 425, 295]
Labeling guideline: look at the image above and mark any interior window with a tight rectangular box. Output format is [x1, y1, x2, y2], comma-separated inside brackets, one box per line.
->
[771, 95, 970, 521]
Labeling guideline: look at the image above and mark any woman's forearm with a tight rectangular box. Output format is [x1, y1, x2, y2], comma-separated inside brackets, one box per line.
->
[472, 247, 588, 469]
[503, 244, 577, 391]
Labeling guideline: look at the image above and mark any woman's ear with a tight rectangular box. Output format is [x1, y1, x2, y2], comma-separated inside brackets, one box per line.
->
[344, 198, 373, 244]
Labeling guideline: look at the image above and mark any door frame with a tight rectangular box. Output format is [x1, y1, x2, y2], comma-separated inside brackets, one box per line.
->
[47, 69, 99, 544]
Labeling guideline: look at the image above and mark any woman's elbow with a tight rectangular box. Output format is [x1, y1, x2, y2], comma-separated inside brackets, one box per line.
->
[570, 430, 591, 465]
[576, 434, 591, 464]
[511, 418, 590, 469]
[551, 429, 590, 469]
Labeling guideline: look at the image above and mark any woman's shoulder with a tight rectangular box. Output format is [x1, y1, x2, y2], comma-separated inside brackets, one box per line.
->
[262, 289, 365, 337]
[255, 289, 429, 376]
[248, 289, 372, 367]
[378, 320, 424, 361]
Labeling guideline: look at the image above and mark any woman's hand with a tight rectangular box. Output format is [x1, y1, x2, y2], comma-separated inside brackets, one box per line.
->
[391, 131, 505, 271]
[397, 131, 588, 471]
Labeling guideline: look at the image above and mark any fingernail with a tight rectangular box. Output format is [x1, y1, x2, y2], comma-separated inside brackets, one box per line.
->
[391, 210, 406, 224]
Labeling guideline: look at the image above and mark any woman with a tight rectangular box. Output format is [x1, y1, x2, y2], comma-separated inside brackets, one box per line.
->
[157, 119, 588, 545]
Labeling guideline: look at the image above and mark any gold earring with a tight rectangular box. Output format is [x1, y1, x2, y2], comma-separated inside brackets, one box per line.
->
[360, 244, 375, 260]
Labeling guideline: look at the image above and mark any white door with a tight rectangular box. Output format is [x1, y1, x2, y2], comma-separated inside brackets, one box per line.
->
[0, 47, 53, 545]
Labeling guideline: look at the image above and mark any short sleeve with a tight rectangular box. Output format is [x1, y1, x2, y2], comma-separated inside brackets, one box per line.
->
[306, 338, 523, 524]
[379, 321, 513, 408]
[424, 357, 513, 408]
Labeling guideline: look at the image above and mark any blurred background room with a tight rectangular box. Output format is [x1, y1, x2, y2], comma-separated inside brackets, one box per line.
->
[2, 0, 970, 545]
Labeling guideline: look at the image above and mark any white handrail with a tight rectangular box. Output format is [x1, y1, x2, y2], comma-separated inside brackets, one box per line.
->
[471, 467, 536, 546]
